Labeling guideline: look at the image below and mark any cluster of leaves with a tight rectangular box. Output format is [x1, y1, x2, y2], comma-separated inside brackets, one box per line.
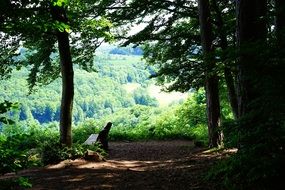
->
[96, 0, 236, 93]
[0, 101, 18, 125]
[100, 0, 205, 91]
[0, 0, 114, 90]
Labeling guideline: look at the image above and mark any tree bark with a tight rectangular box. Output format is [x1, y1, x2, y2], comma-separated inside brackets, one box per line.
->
[224, 68, 238, 119]
[198, 0, 222, 148]
[58, 31, 74, 147]
[51, 5, 74, 147]
[275, 0, 285, 44]
[205, 76, 222, 147]
[236, 0, 267, 118]
[236, 0, 267, 151]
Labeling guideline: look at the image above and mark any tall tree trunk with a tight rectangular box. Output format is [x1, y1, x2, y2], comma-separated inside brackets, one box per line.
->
[205, 77, 222, 147]
[275, 0, 285, 44]
[212, 0, 239, 119]
[236, 0, 267, 150]
[236, 0, 267, 118]
[198, 0, 222, 148]
[236, 2, 285, 187]
[51, 5, 74, 147]
[274, 0, 285, 121]
[57, 31, 74, 147]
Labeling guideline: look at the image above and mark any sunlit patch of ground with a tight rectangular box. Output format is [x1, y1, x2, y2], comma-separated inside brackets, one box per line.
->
[1, 141, 237, 190]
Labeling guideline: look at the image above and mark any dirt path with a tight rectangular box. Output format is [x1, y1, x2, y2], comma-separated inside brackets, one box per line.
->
[3, 141, 235, 190]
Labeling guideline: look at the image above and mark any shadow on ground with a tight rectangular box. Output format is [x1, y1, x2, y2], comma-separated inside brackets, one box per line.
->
[1, 141, 236, 190]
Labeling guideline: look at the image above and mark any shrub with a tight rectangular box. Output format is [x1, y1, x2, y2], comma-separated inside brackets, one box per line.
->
[72, 119, 101, 143]
[0, 132, 41, 174]
[40, 136, 106, 165]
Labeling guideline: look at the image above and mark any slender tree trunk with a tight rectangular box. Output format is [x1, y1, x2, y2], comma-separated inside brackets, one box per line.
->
[57, 31, 74, 147]
[275, 0, 285, 44]
[198, 0, 222, 148]
[224, 68, 238, 119]
[51, 5, 74, 147]
[212, 0, 238, 119]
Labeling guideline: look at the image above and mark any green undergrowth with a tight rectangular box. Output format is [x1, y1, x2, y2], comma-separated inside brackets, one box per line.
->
[206, 118, 285, 190]
[207, 150, 285, 190]
[0, 177, 32, 190]
[0, 118, 207, 180]
[0, 123, 106, 175]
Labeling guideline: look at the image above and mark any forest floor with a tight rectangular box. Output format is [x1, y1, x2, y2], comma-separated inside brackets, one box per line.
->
[2, 140, 236, 190]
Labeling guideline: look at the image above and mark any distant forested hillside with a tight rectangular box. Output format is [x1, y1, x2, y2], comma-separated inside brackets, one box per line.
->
[0, 52, 162, 124]
[109, 46, 143, 56]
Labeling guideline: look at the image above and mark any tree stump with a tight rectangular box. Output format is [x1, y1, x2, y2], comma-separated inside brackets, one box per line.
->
[84, 150, 105, 162]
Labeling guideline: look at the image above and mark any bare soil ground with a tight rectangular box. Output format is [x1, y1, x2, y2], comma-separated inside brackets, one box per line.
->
[1, 140, 236, 190]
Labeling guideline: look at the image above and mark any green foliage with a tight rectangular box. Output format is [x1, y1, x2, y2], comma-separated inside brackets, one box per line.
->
[40, 139, 105, 165]
[191, 124, 208, 146]
[0, 132, 40, 174]
[0, 54, 158, 124]
[133, 88, 158, 106]
[221, 121, 238, 148]
[0, 0, 115, 90]
[52, 0, 69, 7]
[151, 89, 208, 144]
[0, 122, 106, 170]
[207, 143, 285, 190]
[0, 123, 57, 174]
[40, 136, 65, 165]
[76, 90, 208, 143]
[175, 89, 207, 127]
[0, 101, 18, 125]
[98, 0, 208, 91]
[72, 119, 101, 143]
[0, 32, 22, 79]
[0, 177, 32, 190]
[219, 81, 235, 121]
[208, 89, 285, 189]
